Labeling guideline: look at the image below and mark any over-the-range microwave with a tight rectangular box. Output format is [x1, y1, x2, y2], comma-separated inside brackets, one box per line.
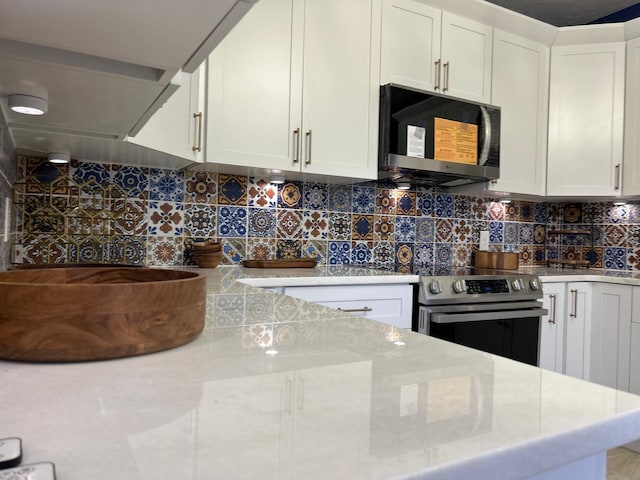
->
[378, 84, 501, 188]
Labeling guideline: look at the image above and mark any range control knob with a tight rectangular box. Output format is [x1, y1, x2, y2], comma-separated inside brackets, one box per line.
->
[511, 278, 524, 292]
[452, 279, 466, 294]
[529, 278, 541, 291]
[429, 280, 443, 294]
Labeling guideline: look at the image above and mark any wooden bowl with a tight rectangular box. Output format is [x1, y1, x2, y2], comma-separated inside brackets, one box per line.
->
[194, 251, 222, 268]
[0, 267, 206, 362]
[192, 241, 222, 253]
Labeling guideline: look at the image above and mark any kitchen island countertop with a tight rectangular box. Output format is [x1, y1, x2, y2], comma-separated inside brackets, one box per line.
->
[2, 264, 640, 480]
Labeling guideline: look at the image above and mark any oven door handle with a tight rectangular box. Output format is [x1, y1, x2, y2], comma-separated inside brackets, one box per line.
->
[431, 308, 548, 324]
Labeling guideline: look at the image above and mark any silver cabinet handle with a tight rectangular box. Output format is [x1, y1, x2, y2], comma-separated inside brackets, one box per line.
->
[337, 306, 373, 313]
[570, 289, 578, 318]
[284, 377, 293, 415]
[615, 163, 621, 190]
[305, 130, 312, 165]
[296, 377, 304, 414]
[549, 294, 557, 324]
[192, 112, 203, 152]
[434, 59, 441, 90]
[293, 128, 301, 164]
[443, 61, 450, 92]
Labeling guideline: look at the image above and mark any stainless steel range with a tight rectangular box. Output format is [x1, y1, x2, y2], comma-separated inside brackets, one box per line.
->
[416, 269, 547, 366]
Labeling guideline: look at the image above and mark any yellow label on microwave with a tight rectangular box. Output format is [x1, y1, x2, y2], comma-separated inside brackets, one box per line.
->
[434, 118, 478, 165]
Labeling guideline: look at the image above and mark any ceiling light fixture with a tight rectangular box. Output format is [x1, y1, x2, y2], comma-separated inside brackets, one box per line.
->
[47, 152, 70, 164]
[8, 94, 48, 115]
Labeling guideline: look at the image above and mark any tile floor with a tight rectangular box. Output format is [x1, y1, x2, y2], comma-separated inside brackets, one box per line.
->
[608, 448, 640, 479]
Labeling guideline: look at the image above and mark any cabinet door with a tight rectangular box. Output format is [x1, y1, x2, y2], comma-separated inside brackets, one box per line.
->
[127, 66, 205, 162]
[564, 283, 592, 380]
[539, 282, 566, 372]
[440, 12, 493, 103]
[288, 362, 372, 479]
[489, 30, 548, 196]
[589, 283, 631, 390]
[380, 0, 442, 92]
[547, 42, 625, 196]
[624, 37, 640, 195]
[206, 0, 302, 171]
[300, 0, 380, 179]
[631, 288, 640, 395]
[197, 373, 291, 478]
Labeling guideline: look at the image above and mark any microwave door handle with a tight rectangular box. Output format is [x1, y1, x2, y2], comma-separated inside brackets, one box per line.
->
[478, 106, 491, 166]
[431, 308, 548, 324]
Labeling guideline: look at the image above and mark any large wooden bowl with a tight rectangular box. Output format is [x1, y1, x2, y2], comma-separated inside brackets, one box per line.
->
[0, 267, 206, 362]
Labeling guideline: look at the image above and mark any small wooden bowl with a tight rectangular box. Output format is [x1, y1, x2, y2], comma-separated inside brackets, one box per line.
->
[194, 250, 222, 268]
[192, 241, 222, 253]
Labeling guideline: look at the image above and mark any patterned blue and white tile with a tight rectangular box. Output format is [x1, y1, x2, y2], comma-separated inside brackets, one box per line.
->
[395, 216, 416, 242]
[303, 182, 328, 210]
[184, 204, 216, 237]
[149, 168, 184, 202]
[604, 247, 626, 270]
[217, 206, 248, 237]
[111, 165, 148, 199]
[414, 243, 435, 266]
[489, 221, 504, 243]
[416, 191, 434, 217]
[454, 195, 473, 219]
[352, 185, 375, 214]
[504, 222, 518, 244]
[416, 217, 435, 243]
[248, 208, 276, 238]
[218, 174, 248, 206]
[328, 241, 351, 264]
[434, 193, 454, 218]
[434, 243, 453, 265]
[328, 184, 352, 212]
[351, 241, 373, 265]
[519, 223, 534, 244]
[328, 212, 352, 240]
[372, 241, 395, 267]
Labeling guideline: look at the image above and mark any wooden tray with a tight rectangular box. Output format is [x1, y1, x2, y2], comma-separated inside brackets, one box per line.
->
[243, 258, 318, 268]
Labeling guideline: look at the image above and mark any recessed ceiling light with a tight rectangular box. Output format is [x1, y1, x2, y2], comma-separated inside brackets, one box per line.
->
[270, 174, 285, 184]
[8, 94, 48, 115]
[47, 152, 70, 164]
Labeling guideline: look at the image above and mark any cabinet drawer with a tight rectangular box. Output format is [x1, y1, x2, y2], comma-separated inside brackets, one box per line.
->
[283, 284, 413, 329]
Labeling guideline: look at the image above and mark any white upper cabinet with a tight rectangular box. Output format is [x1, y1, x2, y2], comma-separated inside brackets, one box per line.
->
[623, 37, 640, 195]
[207, 0, 380, 181]
[489, 30, 549, 196]
[127, 66, 206, 163]
[381, 0, 492, 103]
[547, 41, 625, 196]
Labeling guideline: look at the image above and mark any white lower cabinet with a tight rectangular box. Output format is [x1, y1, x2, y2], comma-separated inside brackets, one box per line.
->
[539, 282, 566, 372]
[629, 287, 640, 395]
[197, 362, 372, 478]
[563, 282, 593, 381]
[540, 281, 632, 390]
[590, 283, 631, 390]
[283, 284, 413, 329]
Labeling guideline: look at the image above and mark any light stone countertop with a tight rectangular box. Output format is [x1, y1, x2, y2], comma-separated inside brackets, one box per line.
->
[2, 265, 640, 480]
[515, 266, 640, 285]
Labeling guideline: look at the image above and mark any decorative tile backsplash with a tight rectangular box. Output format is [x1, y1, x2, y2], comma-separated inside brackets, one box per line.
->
[10, 154, 640, 271]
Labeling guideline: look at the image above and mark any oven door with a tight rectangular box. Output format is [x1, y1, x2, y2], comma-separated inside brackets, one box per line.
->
[418, 302, 547, 366]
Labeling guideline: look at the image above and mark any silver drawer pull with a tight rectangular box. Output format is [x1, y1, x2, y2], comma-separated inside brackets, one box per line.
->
[337, 306, 373, 313]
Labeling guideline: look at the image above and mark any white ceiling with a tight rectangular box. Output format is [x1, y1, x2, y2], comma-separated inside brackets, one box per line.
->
[485, 0, 640, 26]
